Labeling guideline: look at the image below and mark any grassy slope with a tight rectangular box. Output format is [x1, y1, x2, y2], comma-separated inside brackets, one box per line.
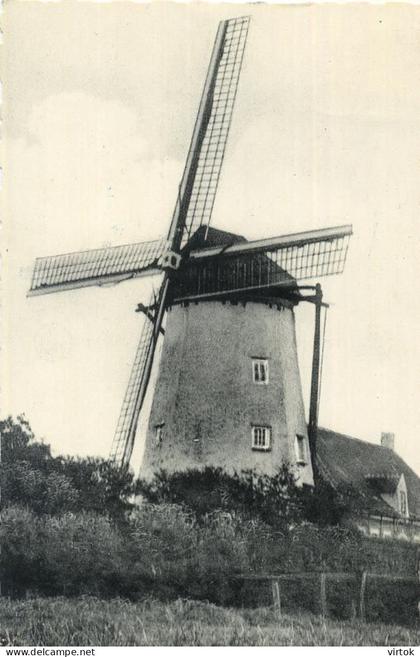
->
[0, 597, 419, 646]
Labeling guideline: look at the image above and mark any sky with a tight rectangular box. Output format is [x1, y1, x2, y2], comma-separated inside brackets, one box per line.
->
[2, 2, 420, 474]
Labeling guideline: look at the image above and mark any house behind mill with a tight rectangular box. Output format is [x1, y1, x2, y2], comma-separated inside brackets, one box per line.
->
[318, 429, 420, 542]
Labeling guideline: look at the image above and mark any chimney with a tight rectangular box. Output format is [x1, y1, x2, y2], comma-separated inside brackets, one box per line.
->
[381, 432, 395, 451]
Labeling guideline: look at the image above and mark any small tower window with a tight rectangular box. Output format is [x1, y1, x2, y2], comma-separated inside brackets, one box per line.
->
[295, 434, 307, 464]
[251, 425, 271, 451]
[252, 358, 269, 384]
[400, 490, 407, 516]
[155, 423, 164, 445]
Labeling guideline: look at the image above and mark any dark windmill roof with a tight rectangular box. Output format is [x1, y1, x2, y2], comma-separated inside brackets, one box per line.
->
[184, 225, 247, 251]
[317, 428, 420, 519]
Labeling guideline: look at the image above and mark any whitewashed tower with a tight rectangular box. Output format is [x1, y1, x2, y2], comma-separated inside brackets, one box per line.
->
[27, 17, 352, 481]
[141, 227, 313, 483]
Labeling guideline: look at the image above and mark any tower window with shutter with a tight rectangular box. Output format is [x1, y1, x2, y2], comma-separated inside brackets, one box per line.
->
[252, 358, 269, 384]
[251, 425, 271, 451]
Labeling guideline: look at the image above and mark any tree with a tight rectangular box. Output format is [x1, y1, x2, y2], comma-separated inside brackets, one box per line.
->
[1, 415, 51, 465]
[1, 416, 79, 514]
[1, 416, 135, 518]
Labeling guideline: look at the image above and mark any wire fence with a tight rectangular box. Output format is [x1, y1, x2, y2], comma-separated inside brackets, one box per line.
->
[235, 571, 420, 625]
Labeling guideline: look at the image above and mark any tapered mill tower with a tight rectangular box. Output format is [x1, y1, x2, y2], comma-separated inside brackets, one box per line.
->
[141, 228, 313, 483]
[27, 17, 352, 481]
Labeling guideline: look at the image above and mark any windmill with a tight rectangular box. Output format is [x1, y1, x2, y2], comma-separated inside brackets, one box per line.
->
[28, 17, 352, 482]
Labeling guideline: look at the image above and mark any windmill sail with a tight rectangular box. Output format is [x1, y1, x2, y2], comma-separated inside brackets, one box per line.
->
[175, 225, 352, 301]
[28, 238, 165, 296]
[168, 16, 250, 251]
[109, 280, 170, 467]
[109, 290, 158, 466]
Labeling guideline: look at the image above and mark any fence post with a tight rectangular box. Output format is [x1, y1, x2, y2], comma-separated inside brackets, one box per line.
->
[359, 570, 367, 622]
[271, 580, 281, 618]
[320, 572, 327, 617]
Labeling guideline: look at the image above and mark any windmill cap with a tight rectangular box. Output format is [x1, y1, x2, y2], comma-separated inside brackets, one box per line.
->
[184, 226, 247, 252]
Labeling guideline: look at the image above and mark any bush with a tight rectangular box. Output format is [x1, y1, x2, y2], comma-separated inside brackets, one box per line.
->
[193, 513, 251, 605]
[136, 467, 367, 533]
[365, 577, 420, 626]
[137, 466, 305, 531]
[2, 504, 418, 624]
[127, 504, 198, 598]
[0, 506, 40, 593]
[0, 506, 125, 596]
[127, 504, 254, 604]
[0, 504, 254, 604]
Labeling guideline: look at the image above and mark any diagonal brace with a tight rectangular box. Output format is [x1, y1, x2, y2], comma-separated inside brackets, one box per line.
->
[136, 303, 165, 335]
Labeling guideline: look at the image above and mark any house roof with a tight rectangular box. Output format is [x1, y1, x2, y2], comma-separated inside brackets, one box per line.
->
[317, 428, 420, 519]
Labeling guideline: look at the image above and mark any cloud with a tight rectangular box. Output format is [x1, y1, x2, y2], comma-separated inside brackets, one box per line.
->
[6, 91, 181, 259]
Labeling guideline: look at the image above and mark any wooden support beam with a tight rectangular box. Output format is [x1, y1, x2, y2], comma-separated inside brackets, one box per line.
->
[136, 303, 165, 335]
[308, 283, 323, 483]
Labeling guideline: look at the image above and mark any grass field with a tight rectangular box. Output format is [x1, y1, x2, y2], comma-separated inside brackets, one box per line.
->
[1, 597, 419, 646]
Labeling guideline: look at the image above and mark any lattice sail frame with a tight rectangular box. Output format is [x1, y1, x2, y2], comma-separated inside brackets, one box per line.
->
[28, 238, 165, 295]
[175, 226, 352, 300]
[183, 17, 249, 244]
[109, 290, 157, 465]
[170, 16, 250, 250]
